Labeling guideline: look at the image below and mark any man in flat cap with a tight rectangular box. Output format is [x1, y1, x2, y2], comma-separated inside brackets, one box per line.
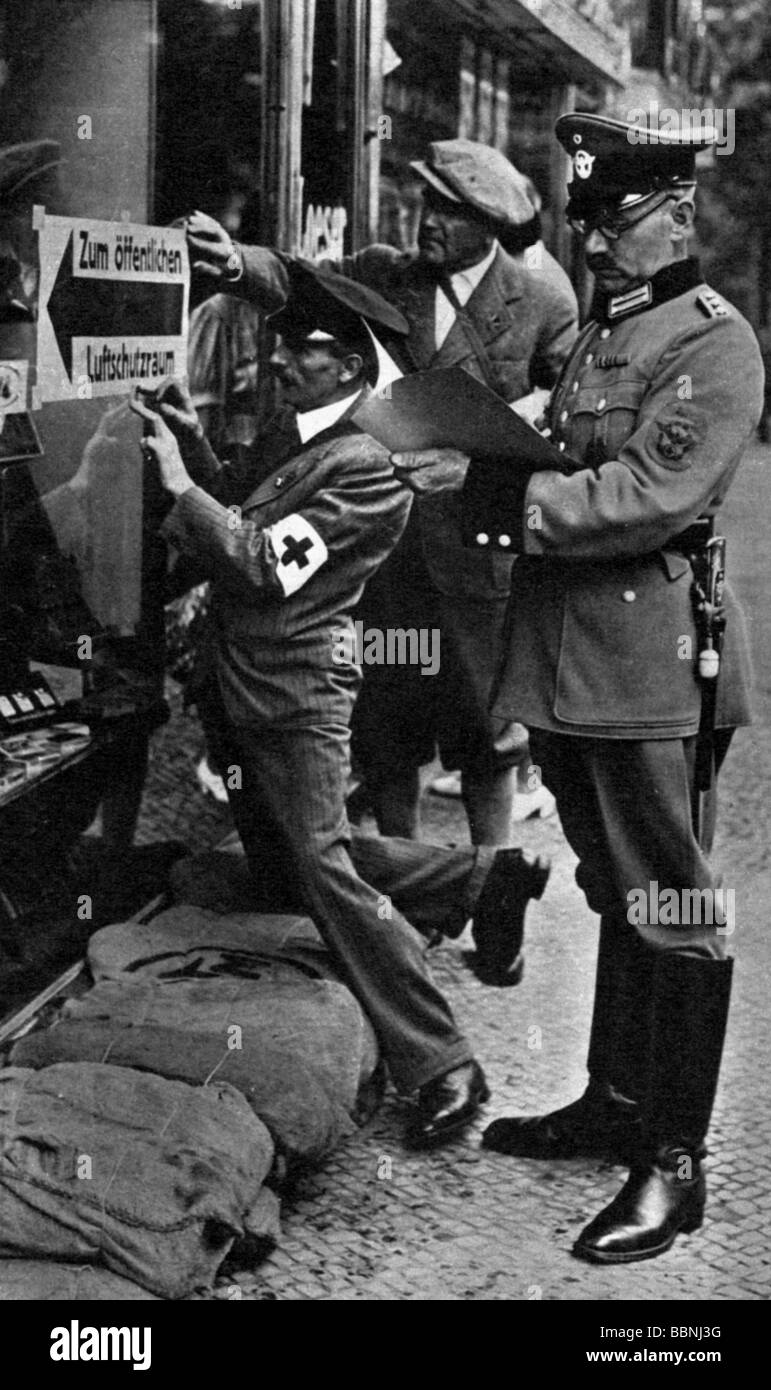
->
[131, 263, 548, 1147]
[186, 139, 577, 885]
[390, 112, 764, 1259]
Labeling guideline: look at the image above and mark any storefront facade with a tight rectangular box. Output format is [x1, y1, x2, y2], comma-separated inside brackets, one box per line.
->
[153, 0, 627, 265]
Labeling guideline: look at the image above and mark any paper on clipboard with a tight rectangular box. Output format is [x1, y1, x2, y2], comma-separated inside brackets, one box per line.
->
[353, 366, 569, 470]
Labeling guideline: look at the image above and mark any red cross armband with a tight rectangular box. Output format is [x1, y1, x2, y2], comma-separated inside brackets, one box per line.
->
[265, 513, 329, 596]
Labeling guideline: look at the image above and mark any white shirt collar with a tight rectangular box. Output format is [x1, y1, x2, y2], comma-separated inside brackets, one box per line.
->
[450, 239, 499, 301]
[295, 389, 363, 444]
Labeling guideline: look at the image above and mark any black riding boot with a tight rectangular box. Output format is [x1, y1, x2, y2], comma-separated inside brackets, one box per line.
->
[573, 954, 733, 1264]
[483, 920, 651, 1160]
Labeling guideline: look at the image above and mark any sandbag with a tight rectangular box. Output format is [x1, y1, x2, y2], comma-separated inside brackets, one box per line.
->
[0, 1260, 160, 1300]
[13, 1019, 356, 1165]
[0, 1064, 276, 1300]
[67, 975, 377, 1106]
[87, 903, 332, 983]
[13, 962, 380, 1161]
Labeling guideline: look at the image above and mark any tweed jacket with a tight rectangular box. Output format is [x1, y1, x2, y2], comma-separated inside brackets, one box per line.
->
[461, 260, 765, 737]
[160, 400, 412, 729]
[237, 241, 578, 599]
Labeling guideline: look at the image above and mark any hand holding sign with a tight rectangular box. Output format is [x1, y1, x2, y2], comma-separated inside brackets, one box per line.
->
[130, 390, 193, 499]
[154, 376, 202, 441]
[186, 211, 243, 282]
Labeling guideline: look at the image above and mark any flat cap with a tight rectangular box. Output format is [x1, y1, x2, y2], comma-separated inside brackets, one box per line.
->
[0, 139, 61, 209]
[411, 138, 535, 228]
[269, 257, 409, 344]
[556, 112, 716, 216]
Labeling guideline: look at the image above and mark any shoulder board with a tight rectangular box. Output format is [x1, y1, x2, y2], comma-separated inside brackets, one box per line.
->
[697, 289, 730, 319]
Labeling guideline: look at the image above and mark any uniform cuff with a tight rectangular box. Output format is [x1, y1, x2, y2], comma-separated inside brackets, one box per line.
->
[460, 458, 531, 553]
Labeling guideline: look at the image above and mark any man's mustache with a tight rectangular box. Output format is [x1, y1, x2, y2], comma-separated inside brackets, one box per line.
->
[587, 257, 618, 274]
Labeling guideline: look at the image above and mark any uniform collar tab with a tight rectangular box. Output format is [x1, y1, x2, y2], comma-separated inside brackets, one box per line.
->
[606, 282, 653, 320]
[599, 257, 702, 324]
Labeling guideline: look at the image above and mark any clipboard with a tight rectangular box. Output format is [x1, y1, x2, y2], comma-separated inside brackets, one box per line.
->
[353, 367, 570, 470]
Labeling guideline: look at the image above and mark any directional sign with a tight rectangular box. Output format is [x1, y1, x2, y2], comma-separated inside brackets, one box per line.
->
[35, 209, 188, 403]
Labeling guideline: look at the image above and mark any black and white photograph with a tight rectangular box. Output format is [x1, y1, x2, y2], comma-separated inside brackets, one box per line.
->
[0, 0, 768, 1341]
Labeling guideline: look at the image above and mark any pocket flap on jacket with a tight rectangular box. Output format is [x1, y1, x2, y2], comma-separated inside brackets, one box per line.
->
[572, 381, 647, 415]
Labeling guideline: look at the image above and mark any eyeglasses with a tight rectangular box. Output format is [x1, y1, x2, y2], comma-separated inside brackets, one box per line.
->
[567, 191, 676, 241]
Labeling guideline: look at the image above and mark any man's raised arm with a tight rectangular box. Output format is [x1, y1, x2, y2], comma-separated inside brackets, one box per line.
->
[186, 211, 289, 313]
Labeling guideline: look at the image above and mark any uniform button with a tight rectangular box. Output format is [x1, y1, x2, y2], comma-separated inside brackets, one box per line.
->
[560, 410, 568, 422]
[274, 476, 283, 487]
[600, 328, 611, 339]
[476, 532, 489, 546]
[558, 442, 566, 452]
[597, 398, 607, 410]
[622, 590, 636, 602]
[585, 353, 594, 364]
[572, 381, 579, 392]
[498, 533, 512, 547]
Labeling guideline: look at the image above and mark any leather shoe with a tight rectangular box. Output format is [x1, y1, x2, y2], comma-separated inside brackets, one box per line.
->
[482, 1080, 642, 1162]
[472, 848, 550, 986]
[409, 1061, 490, 1148]
[572, 1148, 706, 1264]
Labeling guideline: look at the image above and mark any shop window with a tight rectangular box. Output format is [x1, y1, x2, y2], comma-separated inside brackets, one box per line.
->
[155, 0, 266, 239]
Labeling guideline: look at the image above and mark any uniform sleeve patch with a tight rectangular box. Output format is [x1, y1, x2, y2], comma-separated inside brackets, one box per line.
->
[648, 408, 705, 470]
[267, 513, 328, 596]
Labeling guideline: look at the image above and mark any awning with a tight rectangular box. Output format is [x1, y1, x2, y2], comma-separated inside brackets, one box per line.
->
[443, 0, 628, 88]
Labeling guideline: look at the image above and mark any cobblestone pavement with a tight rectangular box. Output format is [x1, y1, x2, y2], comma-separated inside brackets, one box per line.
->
[136, 443, 771, 1303]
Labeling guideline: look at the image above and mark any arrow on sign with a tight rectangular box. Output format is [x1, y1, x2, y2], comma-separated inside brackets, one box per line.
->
[47, 233, 185, 380]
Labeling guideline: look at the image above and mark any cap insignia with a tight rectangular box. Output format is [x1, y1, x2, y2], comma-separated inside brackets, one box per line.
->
[573, 150, 596, 179]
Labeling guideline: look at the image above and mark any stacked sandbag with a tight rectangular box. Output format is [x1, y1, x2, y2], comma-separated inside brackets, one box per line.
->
[0, 1261, 160, 1300]
[0, 1064, 277, 1300]
[88, 902, 334, 982]
[13, 904, 382, 1165]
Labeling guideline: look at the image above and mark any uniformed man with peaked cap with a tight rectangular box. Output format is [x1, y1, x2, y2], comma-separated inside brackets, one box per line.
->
[391, 111, 764, 1258]
[132, 259, 548, 1148]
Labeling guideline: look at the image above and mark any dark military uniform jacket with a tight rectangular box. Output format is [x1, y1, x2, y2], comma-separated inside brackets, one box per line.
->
[237, 242, 578, 601]
[461, 259, 765, 738]
[160, 397, 411, 729]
